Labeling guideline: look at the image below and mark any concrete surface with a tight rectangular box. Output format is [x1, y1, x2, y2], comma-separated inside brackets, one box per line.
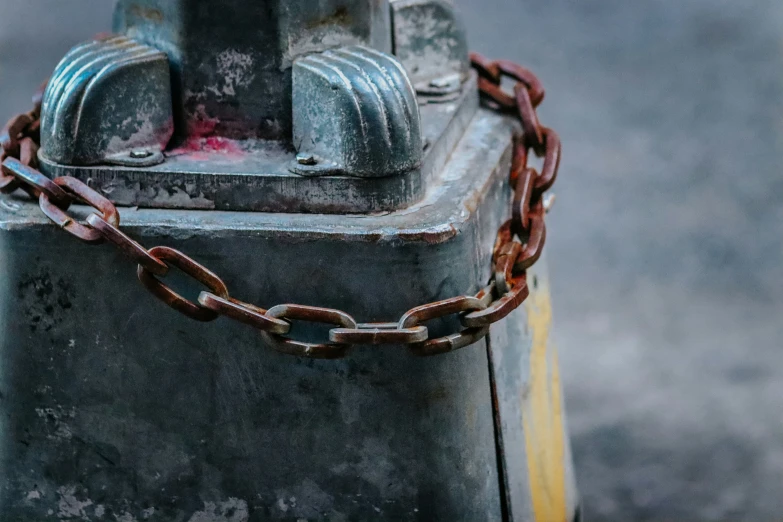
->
[1, 0, 782, 520]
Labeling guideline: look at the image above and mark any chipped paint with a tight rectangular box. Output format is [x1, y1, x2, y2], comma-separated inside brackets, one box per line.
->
[187, 499, 249, 522]
[209, 50, 256, 97]
[40, 34, 173, 165]
[35, 405, 76, 441]
[105, 109, 170, 156]
[56, 486, 93, 519]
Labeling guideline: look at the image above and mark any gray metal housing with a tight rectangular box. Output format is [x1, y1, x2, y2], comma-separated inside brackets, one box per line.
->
[113, 0, 393, 142]
[8, 1, 580, 519]
[0, 108, 578, 521]
[37, 0, 472, 213]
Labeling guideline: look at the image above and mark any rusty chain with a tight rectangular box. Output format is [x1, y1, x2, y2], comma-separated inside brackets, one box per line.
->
[0, 55, 561, 359]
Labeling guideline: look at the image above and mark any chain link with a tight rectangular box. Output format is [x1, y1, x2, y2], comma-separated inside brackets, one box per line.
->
[329, 323, 429, 345]
[137, 246, 229, 322]
[39, 176, 120, 243]
[198, 292, 291, 335]
[260, 304, 357, 359]
[0, 55, 561, 358]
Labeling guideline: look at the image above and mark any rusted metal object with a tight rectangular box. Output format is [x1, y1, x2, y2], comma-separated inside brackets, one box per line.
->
[137, 246, 230, 321]
[329, 323, 429, 345]
[261, 304, 358, 359]
[86, 214, 170, 275]
[198, 293, 291, 335]
[39, 177, 120, 244]
[2, 157, 70, 205]
[0, 2, 579, 520]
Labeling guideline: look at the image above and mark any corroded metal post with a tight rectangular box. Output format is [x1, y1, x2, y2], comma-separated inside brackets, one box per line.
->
[0, 0, 579, 520]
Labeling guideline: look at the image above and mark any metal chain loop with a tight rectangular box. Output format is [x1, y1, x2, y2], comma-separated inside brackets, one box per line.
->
[399, 296, 489, 356]
[0, 54, 561, 359]
[2, 157, 71, 206]
[198, 292, 291, 335]
[515, 83, 544, 150]
[496, 59, 545, 106]
[513, 127, 562, 198]
[86, 214, 169, 276]
[260, 304, 357, 359]
[511, 167, 536, 237]
[39, 176, 120, 244]
[471, 53, 545, 112]
[0, 113, 34, 157]
[137, 247, 229, 322]
[329, 323, 429, 345]
[516, 202, 547, 271]
[462, 274, 529, 329]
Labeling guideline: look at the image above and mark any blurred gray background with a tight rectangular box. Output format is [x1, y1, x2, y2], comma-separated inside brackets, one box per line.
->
[2, 1, 782, 520]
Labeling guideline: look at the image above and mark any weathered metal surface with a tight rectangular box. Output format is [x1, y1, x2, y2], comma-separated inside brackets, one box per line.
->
[1, 2, 580, 519]
[40, 35, 173, 166]
[292, 46, 422, 178]
[35, 0, 482, 213]
[113, 0, 392, 142]
[390, 0, 470, 98]
[0, 108, 518, 520]
[38, 76, 478, 213]
[24, 52, 559, 359]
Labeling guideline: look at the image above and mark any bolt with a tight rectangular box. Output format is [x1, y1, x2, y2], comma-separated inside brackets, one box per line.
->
[296, 152, 317, 166]
[429, 73, 461, 90]
[130, 150, 153, 159]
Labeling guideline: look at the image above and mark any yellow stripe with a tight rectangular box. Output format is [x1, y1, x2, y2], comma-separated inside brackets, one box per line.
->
[523, 280, 568, 522]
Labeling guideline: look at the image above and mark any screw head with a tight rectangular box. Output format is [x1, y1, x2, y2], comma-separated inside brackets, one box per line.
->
[429, 73, 461, 90]
[130, 150, 153, 159]
[296, 152, 317, 166]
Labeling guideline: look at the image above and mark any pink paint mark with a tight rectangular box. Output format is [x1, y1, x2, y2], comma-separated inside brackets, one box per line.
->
[166, 112, 246, 160]
[188, 117, 219, 139]
[168, 136, 244, 160]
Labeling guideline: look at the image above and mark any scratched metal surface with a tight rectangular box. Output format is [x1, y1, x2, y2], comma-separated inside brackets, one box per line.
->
[0, 87, 515, 520]
[35, 0, 476, 214]
[112, 0, 392, 142]
[2, 0, 783, 520]
[38, 77, 478, 213]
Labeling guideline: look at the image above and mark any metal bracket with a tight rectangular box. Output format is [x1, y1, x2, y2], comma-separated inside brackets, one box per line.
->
[40, 35, 173, 166]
